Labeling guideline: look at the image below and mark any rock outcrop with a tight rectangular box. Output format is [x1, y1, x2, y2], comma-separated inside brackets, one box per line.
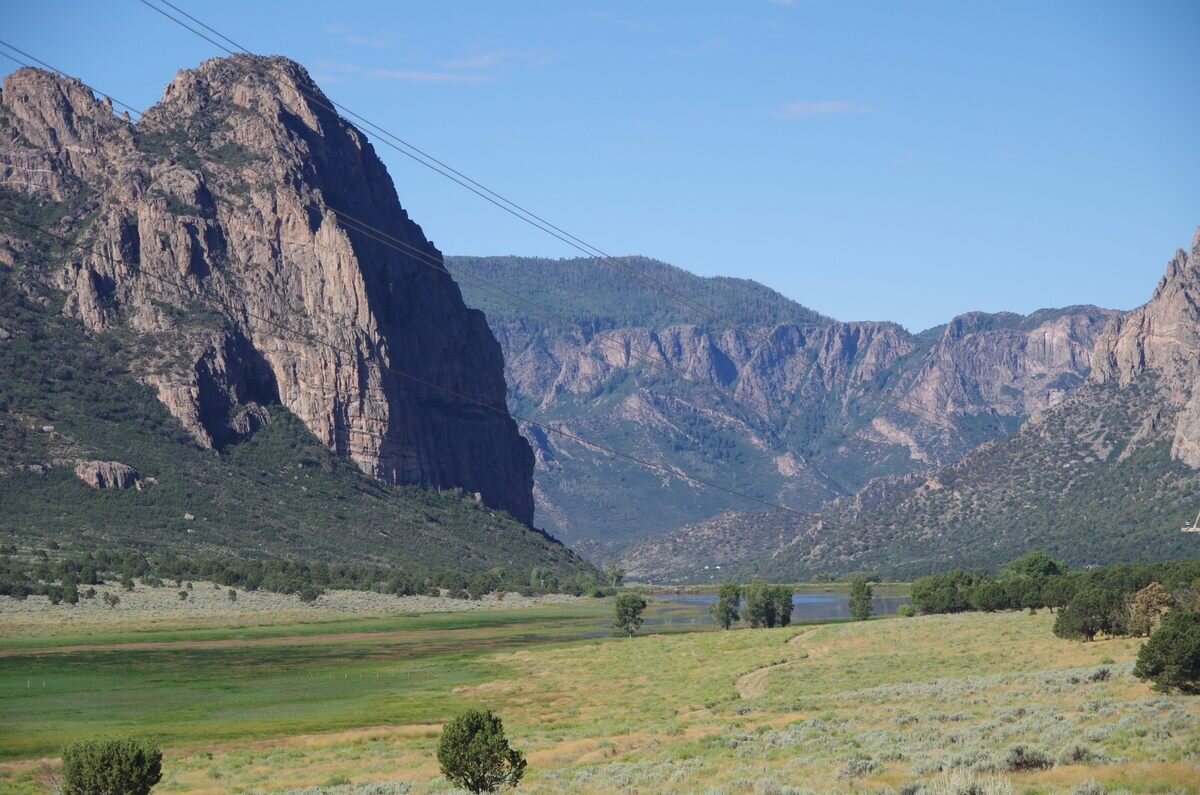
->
[450, 255, 1115, 548]
[1093, 229, 1200, 466]
[718, 227, 1200, 580]
[0, 56, 534, 524]
[74, 460, 139, 490]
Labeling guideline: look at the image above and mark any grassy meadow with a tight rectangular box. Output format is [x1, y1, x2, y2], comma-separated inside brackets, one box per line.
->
[0, 595, 1196, 794]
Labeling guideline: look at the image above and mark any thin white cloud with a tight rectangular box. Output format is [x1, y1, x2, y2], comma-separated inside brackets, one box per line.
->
[582, 11, 656, 32]
[313, 60, 489, 85]
[344, 34, 391, 49]
[323, 24, 392, 49]
[670, 37, 728, 57]
[772, 100, 872, 118]
[369, 69, 488, 84]
[438, 50, 554, 70]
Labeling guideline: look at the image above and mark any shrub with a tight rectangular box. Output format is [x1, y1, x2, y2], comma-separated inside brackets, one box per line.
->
[61, 736, 163, 795]
[227, 588, 237, 603]
[969, 579, 1009, 612]
[897, 604, 916, 618]
[437, 709, 526, 793]
[1001, 745, 1052, 772]
[1133, 608, 1200, 692]
[298, 587, 321, 603]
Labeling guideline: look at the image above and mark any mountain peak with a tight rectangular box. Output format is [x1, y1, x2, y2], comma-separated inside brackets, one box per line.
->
[0, 55, 536, 524]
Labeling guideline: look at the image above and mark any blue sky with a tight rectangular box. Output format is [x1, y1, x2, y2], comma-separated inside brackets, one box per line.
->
[4, 1, 1197, 330]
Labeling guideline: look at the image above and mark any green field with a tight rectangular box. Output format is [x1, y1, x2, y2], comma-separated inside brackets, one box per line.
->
[1, 597, 1197, 794]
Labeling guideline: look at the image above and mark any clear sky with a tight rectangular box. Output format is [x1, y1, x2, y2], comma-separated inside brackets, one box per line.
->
[4, 1, 1198, 330]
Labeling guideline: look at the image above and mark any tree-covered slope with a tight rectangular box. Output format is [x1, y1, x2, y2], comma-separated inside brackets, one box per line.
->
[0, 269, 589, 578]
[447, 255, 830, 330]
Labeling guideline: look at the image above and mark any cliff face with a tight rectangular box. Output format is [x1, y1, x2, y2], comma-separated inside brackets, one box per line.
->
[449, 256, 1114, 549]
[1092, 230, 1200, 466]
[0, 56, 534, 524]
[715, 228, 1200, 582]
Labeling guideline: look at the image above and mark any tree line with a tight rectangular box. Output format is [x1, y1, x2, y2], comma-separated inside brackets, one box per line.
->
[910, 552, 1200, 692]
[0, 545, 621, 603]
[706, 576, 876, 630]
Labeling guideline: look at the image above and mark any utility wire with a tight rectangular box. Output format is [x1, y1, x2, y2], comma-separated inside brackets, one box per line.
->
[0, 207, 840, 522]
[0, 39, 789, 423]
[133, 0, 728, 325]
[0, 34, 954, 530]
[129, 0, 966, 438]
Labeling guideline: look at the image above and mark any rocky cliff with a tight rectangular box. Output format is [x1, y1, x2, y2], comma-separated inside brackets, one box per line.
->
[0, 56, 534, 524]
[715, 228, 1200, 581]
[449, 256, 1115, 551]
[1092, 229, 1200, 467]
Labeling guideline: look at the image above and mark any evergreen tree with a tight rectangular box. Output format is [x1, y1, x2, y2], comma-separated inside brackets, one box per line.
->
[437, 709, 526, 793]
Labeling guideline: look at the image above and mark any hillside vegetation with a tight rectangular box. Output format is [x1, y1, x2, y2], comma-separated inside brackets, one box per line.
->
[0, 269, 590, 578]
[447, 255, 830, 330]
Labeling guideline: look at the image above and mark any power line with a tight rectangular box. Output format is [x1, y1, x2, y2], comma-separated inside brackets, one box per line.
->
[0, 35, 947, 529]
[130, 0, 968, 439]
[0, 208, 841, 523]
[133, 0, 729, 326]
[0, 40, 788, 424]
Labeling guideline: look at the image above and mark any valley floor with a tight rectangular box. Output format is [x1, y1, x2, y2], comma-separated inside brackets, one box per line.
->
[0, 598, 1196, 794]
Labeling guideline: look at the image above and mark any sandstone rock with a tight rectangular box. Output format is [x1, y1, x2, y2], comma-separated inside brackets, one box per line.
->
[74, 460, 139, 490]
[0, 56, 535, 524]
[0, 327, 10, 341]
[1093, 227, 1200, 466]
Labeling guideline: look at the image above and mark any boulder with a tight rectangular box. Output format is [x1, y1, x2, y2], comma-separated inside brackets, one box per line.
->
[74, 460, 139, 490]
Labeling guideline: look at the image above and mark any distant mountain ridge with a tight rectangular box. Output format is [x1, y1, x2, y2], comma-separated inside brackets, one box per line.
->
[623, 229, 1200, 581]
[449, 255, 1117, 557]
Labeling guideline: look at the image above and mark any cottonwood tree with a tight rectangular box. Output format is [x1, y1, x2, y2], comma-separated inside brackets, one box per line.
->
[613, 593, 648, 636]
[711, 583, 741, 629]
[772, 585, 793, 627]
[602, 563, 625, 588]
[849, 576, 873, 621]
[437, 709, 526, 793]
[741, 583, 792, 628]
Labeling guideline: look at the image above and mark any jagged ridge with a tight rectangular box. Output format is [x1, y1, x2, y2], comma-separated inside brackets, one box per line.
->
[0, 55, 535, 525]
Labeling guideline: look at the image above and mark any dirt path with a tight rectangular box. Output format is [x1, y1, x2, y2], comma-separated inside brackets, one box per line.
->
[733, 628, 816, 699]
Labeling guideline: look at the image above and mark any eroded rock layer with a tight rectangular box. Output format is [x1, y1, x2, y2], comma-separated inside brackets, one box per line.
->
[0, 56, 534, 524]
